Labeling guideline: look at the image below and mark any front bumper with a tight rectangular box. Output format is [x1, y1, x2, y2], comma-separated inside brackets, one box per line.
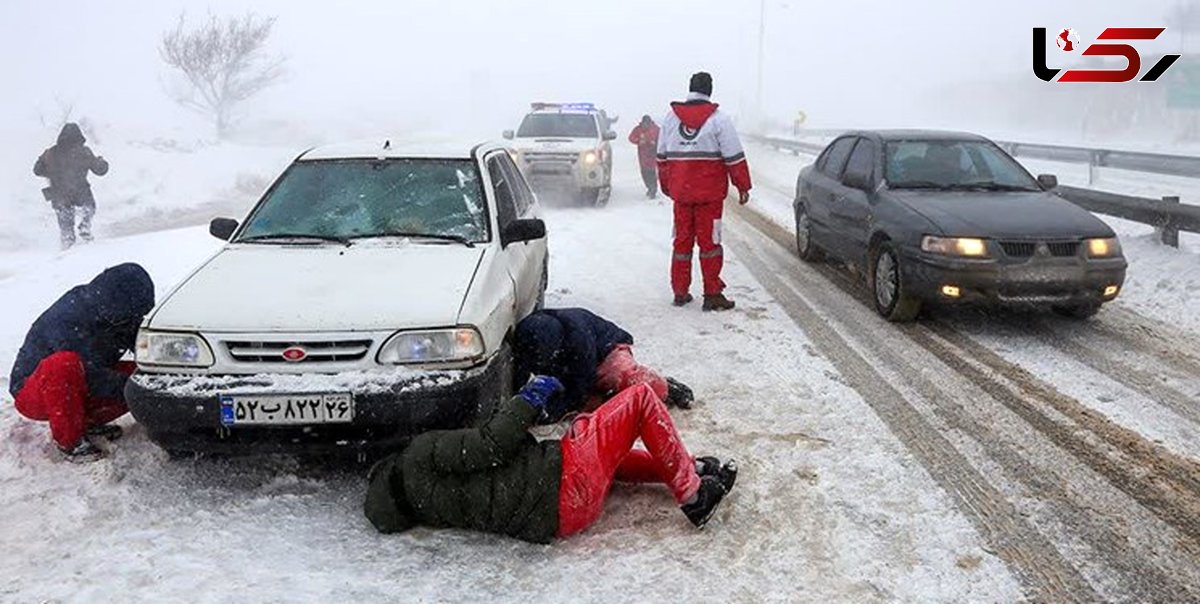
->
[521, 159, 607, 190]
[902, 249, 1127, 306]
[125, 348, 512, 456]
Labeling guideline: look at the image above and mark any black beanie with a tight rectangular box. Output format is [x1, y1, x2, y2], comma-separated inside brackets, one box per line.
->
[689, 72, 713, 96]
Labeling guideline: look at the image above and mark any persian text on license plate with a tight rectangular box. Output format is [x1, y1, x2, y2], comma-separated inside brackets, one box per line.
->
[219, 393, 354, 426]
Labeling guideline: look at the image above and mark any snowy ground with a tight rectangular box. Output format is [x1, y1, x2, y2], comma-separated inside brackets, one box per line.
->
[0, 148, 1023, 601]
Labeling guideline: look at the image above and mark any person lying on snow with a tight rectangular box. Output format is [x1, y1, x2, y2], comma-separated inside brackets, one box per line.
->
[8, 263, 155, 461]
[513, 307, 694, 423]
[364, 377, 737, 543]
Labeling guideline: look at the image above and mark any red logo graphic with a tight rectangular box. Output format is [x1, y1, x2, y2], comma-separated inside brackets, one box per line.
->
[1033, 27, 1181, 83]
[281, 346, 308, 362]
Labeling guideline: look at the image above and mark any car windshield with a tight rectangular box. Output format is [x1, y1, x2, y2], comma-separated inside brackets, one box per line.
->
[516, 113, 599, 138]
[237, 159, 489, 244]
[885, 140, 1040, 191]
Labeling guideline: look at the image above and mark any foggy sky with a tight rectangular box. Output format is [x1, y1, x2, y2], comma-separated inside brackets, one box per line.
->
[0, 0, 1180, 140]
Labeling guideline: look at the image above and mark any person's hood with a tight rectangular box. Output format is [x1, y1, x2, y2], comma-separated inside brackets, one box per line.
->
[671, 98, 719, 130]
[57, 123, 86, 146]
[513, 313, 564, 381]
[640, 115, 654, 126]
[84, 263, 156, 325]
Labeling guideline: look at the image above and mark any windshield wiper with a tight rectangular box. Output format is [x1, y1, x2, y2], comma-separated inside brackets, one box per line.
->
[888, 180, 955, 190]
[956, 182, 1041, 192]
[349, 232, 476, 248]
[238, 233, 352, 246]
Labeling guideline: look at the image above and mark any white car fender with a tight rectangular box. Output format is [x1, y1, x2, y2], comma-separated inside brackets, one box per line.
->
[456, 246, 516, 359]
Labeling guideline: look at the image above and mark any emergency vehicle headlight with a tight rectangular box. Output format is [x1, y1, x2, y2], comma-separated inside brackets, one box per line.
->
[136, 330, 215, 367]
[582, 151, 599, 165]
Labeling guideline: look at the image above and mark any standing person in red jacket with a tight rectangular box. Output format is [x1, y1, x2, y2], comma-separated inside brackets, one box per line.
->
[628, 115, 661, 199]
[657, 72, 752, 311]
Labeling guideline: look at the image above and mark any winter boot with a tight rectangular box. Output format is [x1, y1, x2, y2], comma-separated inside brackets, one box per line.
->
[702, 293, 735, 312]
[672, 293, 694, 307]
[87, 424, 123, 441]
[694, 457, 738, 493]
[59, 439, 104, 463]
[695, 456, 721, 477]
[682, 475, 730, 528]
[665, 377, 694, 409]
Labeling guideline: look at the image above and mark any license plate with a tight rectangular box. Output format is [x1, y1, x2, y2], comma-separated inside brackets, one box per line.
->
[218, 393, 354, 426]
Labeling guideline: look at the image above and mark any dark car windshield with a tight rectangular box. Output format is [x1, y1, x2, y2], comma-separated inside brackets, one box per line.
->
[237, 159, 489, 244]
[885, 140, 1040, 191]
[517, 113, 599, 138]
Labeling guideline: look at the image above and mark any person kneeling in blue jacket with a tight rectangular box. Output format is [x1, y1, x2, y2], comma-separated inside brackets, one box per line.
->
[9, 263, 154, 461]
[513, 308, 693, 423]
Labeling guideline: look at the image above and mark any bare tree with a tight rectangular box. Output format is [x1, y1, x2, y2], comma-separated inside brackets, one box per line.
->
[160, 13, 285, 139]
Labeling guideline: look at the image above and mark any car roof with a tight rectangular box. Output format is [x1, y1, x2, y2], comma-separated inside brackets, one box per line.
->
[299, 139, 505, 161]
[842, 129, 992, 143]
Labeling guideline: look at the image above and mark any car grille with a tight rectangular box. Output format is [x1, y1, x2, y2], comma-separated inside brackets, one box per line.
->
[999, 240, 1081, 258]
[224, 339, 373, 363]
[524, 152, 578, 164]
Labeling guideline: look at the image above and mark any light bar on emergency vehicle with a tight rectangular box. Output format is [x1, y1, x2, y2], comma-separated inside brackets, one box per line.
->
[531, 102, 596, 111]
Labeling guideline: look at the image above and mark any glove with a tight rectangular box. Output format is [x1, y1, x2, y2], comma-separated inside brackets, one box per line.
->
[518, 375, 564, 411]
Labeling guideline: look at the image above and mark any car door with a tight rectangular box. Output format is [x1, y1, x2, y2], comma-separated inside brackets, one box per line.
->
[830, 137, 877, 264]
[501, 154, 548, 314]
[486, 153, 538, 317]
[805, 137, 857, 256]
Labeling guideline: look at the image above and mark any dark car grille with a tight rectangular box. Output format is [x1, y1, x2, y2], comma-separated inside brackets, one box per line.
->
[224, 339, 373, 363]
[999, 240, 1081, 258]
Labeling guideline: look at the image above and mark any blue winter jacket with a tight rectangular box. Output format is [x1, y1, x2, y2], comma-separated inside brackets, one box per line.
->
[9, 264, 155, 400]
[513, 308, 634, 421]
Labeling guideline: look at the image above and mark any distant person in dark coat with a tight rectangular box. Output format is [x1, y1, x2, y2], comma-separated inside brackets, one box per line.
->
[364, 376, 738, 542]
[34, 123, 109, 249]
[513, 308, 694, 423]
[9, 263, 155, 461]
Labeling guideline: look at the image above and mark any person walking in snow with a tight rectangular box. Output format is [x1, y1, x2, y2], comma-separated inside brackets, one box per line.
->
[34, 123, 109, 250]
[513, 307, 694, 423]
[657, 72, 752, 311]
[9, 263, 155, 461]
[628, 115, 661, 199]
[364, 376, 737, 542]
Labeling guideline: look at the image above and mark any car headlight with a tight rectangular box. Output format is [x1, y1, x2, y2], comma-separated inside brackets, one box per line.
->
[136, 330, 215, 367]
[582, 151, 598, 165]
[1086, 237, 1121, 258]
[508, 148, 521, 161]
[921, 235, 990, 258]
[377, 327, 485, 366]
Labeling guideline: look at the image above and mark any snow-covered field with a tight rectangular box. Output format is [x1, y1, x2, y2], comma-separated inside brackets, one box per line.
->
[0, 149, 1023, 601]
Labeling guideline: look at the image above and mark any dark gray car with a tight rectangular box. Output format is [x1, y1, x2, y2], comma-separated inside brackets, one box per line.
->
[794, 130, 1127, 321]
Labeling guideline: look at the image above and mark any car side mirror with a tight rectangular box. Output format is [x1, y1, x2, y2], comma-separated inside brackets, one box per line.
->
[209, 217, 239, 241]
[841, 170, 871, 192]
[501, 218, 546, 246]
[502, 130, 515, 140]
[603, 131, 617, 141]
[1037, 173, 1058, 189]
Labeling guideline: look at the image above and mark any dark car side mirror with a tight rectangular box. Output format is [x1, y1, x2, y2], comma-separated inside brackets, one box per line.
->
[841, 170, 872, 192]
[603, 131, 617, 141]
[209, 217, 239, 241]
[1037, 174, 1059, 189]
[502, 130, 515, 140]
[502, 218, 546, 246]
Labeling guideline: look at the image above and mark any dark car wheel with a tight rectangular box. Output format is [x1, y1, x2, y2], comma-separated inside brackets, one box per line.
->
[1052, 303, 1100, 320]
[795, 202, 824, 262]
[871, 242, 922, 322]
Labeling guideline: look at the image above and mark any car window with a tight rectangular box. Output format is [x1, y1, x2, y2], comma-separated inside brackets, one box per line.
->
[516, 113, 599, 138]
[500, 156, 535, 217]
[237, 159, 489, 243]
[843, 139, 876, 183]
[885, 140, 1040, 190]
[488, 156, 519, 229]
[820, 137, 857, 178]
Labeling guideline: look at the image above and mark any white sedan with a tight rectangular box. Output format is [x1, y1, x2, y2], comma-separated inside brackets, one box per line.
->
[126, 140, 548, 456]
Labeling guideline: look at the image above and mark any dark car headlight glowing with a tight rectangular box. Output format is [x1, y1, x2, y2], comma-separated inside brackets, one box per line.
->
[920, 236, 990, 258]
[1086, 237, 1121, 258]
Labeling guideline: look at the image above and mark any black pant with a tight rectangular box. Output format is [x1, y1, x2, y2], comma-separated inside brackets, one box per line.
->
[53, 203, 94, 247]
[640, 167, 658, 197]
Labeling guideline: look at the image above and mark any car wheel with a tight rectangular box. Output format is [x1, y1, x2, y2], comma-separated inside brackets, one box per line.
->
[578, 188, 600, 206]
[596, 186, 611, 207]
[871, 242, 922, 322]
[794, 202, 824, 262]
[1052, 303, 1100, 320]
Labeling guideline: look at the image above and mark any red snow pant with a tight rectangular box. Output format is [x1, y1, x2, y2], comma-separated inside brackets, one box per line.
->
[557, 383, 701, 538]
[12, 352, 133, 449]
[672, 199, 725, 297]
[590, 344, 668, 406]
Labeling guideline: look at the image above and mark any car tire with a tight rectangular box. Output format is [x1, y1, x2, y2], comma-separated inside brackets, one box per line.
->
[1052, 303, 1100, 320]
[794, 202, 824, 262]
[871, 241, 922, 322]
[579, 188, 601, 206]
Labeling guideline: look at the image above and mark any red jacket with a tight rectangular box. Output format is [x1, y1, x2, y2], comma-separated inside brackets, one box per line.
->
[655, 98, 752, 205]
[628, 122, 660, 169]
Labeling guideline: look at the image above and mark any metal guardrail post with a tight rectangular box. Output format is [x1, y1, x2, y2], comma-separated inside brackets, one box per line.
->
[1160, 196, 1181, 247]
[1088, 151, 1101, 186]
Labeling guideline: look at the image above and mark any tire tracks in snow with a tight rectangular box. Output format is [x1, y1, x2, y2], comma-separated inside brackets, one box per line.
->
[727, 201, 1200, 601]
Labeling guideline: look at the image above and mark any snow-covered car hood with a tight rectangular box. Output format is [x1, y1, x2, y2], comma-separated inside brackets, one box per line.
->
[512, 137, 599, 153]
[889, 190, 1117, 240]
[149, 242, 485, 332]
